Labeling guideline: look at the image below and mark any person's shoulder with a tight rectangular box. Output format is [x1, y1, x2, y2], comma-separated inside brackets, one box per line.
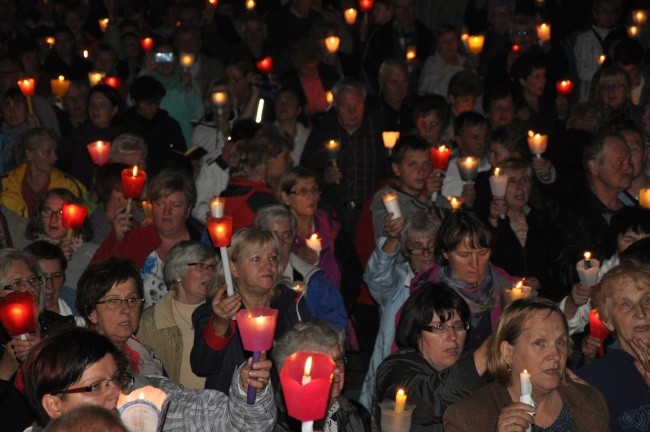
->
[578, 348, 633, 379]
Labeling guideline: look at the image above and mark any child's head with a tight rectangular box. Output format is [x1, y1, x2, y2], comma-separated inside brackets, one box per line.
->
[609, 206, 650, 254]
[390, 134, 431, 195]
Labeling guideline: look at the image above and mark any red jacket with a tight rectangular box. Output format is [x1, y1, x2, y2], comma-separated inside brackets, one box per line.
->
[91, 223, 161, 269]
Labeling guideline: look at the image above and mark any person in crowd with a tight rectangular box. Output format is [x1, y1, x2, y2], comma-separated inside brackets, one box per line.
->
[237, 13, 270, 64]
[419, 25, 469, 98]
[174, 24, 225, 96]
[254, 205, 348, 330]
[92, 169, 200, 307]
[273, 321, 366, 431]
[478, 0, 515, 76]
[446, 70, 482, 120]
[443, 298, 610, 431]
[372, 283, 489, 431]
[41, 405, 128, 432]
[191, 226, 310, 394]
[412, 94, 451, 147]
[109, 133, 147, 168]
[359, 211, 441, 409]
[224, 56, 268, 122]
[23, 326, 276, 432]
[483, 86, 516, 129]
[56, 79, 90, 136]
[274, 87, 311, 164]
[1, 87, 40, 172]
[374, 58, 413, 133]
[617, 124, 650, 202]
[42, 25, 92, 80]
[591, 66, 644, 132]
[413, 211, 517, 350]
[92, 44, 121, 81]
[137, 241, 216, 388]
[612, 37, 649, 107]
[118, 32, 143, 85]
[1, 128, 87, 218]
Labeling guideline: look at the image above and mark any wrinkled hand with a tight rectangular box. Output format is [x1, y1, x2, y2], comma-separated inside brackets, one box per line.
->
[211, 284, 241, 335]
[112, 204, 134, 242]
[461, 183, 476, 208]
[297, 244, 319, 265]
[496, 402, 535, 432]
[240, 352, 272, 391]
[10, 334, 41, 363]
[570, 283, 591, 307]
[532, 157, 552, 181]
[581, 334, 601, 364]
[489, 196, 507, 222]
[384, 214, 405, 239]
[324, 166, 342, 184]
[631, 338, 650, 387]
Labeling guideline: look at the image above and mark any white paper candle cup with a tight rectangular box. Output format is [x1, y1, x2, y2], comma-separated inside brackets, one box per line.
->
[576, 259, 601, 287]
[489, 175, 508, 197]
[381, 193, 403, 219]
[380, 400, 416, 432]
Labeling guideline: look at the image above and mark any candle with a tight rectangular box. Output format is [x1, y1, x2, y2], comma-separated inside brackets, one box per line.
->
[520, 369, 532, 399]
[489, 167, 509, 197]
[142, 200, 153, 221]
[211, 91, 227, 107]
[62, 202, 88, 240]
[98, 18, 109, 33]
[50, 75, 70, 98]
[430, 145, 452, 171]
[324, 36, 340, 54]
[117, 385, 168, 431]
[45, 36, 55, 48]
[0, 291, 37, 338]
[512, 44, 521, 54]
[245, 0, 255, 10]
[405, 46, 417, 61]
[536, 23, 551, 42]
[576, 253, 600, 287]
[302, 356, 313, 385]
[502, 279, 534, 303]
[180, 52, 196, 69]
[344, 8, 358, 25]
[640, 188, 650, 208]
[457, 156, 479, 182]
[326, 90, 334, 105]
[292, 281, 306, 293]
[140, 37, 154, 52]
[359, 0, 374, 13]
[17, 78, 35, 113]
[555, 80, 574, 98]
[467, 35, 485, 55]
[597, 54, 606, 66]
[381, 192, 402, 220]
[86, 140, 111, 166]
[527, 131, 548, 158]
[256, 56, 274, 75]
[633, 10, 648, 25]
[306, 233, 322, 254]
[87, 71, 105, 87]
[207, 216, 233, 248]
[447, 196, 462, 211]
[210, 196, 225, 217]
[382, 131, 400, 153]
[394, 389, 407, 414]
[461, 32, 469, 51]
[589, 308, 610, 356]
[325, 139, 340, 167]
[208, 0, 219, 6]
[121, 166, 147, 199]
[103, 76, 121, 90]
[628, 26, 640, 38]
[583, 251, 592, 269]
[83, 49, 89, 59]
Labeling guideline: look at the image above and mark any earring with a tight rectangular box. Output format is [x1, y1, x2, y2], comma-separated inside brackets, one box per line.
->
[507, 363, 512, 372]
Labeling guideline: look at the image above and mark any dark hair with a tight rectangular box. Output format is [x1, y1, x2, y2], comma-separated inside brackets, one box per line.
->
[253, 124, 294, 158]
[511, 52, 546, 84]
[397, 282, 471, 350]
[129, 75, 166, 103]
[613, 37, 645, 66]
[24, 327, 129, 426]
[76, 258, 144, 322]
[453, 110, 488, 136]
[620, 237, 650, 263]
[390, 133, 430, 164]
[2, 87, 26, 105]
[483, 85, 515, 113]
[434, 210, 493, 264]
[25, 188, 93, 242]
[490, 123, 529, 157]
[23, 241, 68, 272]
[44, 405, 127, 432]
[413, 94, 451, 129]
[88, 84, 124, 112]
[448, 70, 482, 97]
[231, 118, 262, 142]
[94, 162, 130, 204]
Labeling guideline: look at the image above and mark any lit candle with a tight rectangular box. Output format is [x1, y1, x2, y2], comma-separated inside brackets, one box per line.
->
[489, 167, 509, 219]
[206, 216, 234, 296]
[245, 0, 256, 10]
[83, 49, 89, 59]
[467, 35, 485, 55]
[359, 0, 374, 13]
[405, 46, 417, 61]
[17, 78, 35, 114]
[633, 10, 648, 25]
[121, 165, 147, 213]
[589, 309, 610, 356]
[140, 37, 154, 53]
[382, 131, 400, 153]
[503, 279, 534, 303]
[457, 156, 479, 182]
[583, 251, 592, 269]
[86, 140, 111, 166]
[344, 8, 358, 25]
[98, 18, 110, 33]
[306, 234, 322, 254]
[597, 54, 606, 66]
[324, 36, 340, 54]
[117, 385, 168, 431]
[302, 356, 313, 385]
[640, 188, 650, 208]
[210, 196, 225, 217]
[381, 192, 402, 220]
[50, 75, 70, 98]
[325, 139, 340, 167]
[576, 252, 600, 287]
[87, 71, 105, 87]
[61, 202, 88, 240]
[208, 0, 219, 6]
[512, 44, 521, 54]
[461, 32, 469, 51]
[520, 369, 533, 405]
[292, 281, 306, 293]
[555, 80, 574, 98]
[430, 145, 452, 171]
[394, 389, 407, 414]
[448, 196, 462, 211]
[527, 130, 548, 158]
[103, 76, 121, 90]
[325, 90, 334, 105]
[0, 291, 37, 339]
[536, 23, 551, 42]
[180, 52, 196, 70]
[628, 25, 640, 38]
[45, 36, 55, 48]
[142, 200, 153, 221]
[255, 56, 274, 75]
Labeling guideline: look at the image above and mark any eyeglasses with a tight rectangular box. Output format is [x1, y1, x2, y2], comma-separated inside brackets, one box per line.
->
[3, 275, 43, 291]
[290, 187, 321, 198]
[187, 262, 217, 271]
[273, 231, 295, 244]
[40, 208, 63, 219]
[333, 354, 348, 367]
[52, 371, 134, 396]
[43, 272, 65, 285]
[422, 322, 470, 334]
[95, 297, 144, 310]
[408, 244, 435, 256]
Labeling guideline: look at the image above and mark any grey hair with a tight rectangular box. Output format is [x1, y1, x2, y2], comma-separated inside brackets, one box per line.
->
[254, 204, 294, 235]
[15, 127, 56, 164]
[400, 211, 442, 260]
[272, 321, 345, 370]
[163, 241, 217, 290]
[332, 78, 367, 102]
[379, 58, 408, 84]
[228, 139, 267, 179]
[110, 133, 148, 160]
[0, 248, 45, 310]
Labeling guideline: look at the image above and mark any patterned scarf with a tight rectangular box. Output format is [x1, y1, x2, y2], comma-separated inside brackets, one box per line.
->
[438, 264, 499, 314]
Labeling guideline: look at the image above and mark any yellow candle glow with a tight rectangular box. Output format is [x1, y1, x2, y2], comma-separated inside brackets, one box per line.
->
[325, 36, 340, 53]
[536, 23, 551, 42]
[468, 35, 484, 55]
[527, 130, 548, 157]
[382, 131, 400, 151]
[98, 18, 110, 33]
[142, 200, 153, 221]
[344, 8, 358, 25]
[448, 196, 462, 211]
[597, 55, 606, 66]
[394, 389, 407, 413]
[306, 233, 322, 253]
[88, 71, 105, 86]
[180, 52, 196, 69]
[406, 46, 417, 61]
[301, 356, 312, 385]
[83, 49, 89, 59]
[326, 90, 334, 105]
[245, 0, 255, 10]
[45, 36, 55, 47]
[640, 188, 650, 209]
[325, 139, 340, 153]
[633, 10, 648, 25]
[211, 91, 227, 106]
[628, 26, 640, 38]
[50, 75, 70, 98]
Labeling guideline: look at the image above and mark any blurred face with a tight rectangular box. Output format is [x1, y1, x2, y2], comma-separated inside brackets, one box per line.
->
[179, 257, 216, 304]
[63, 82, 89, 123]
[502, 311, 568, 396]
[520, 68, 546, 98]
[487, 142, 510, 167]
[393, 0, 415, 30]
[53, 31, 73, 57]
[267, 150, 293, 188]
[593, 1, 621, 29]
[415, 111, 443, 145]
[226, 66, 253, 100]
[282, 177, 320, 218]
[20, 52, 39, 74]
[88, 92, 117, 129]
[455, 123, 488, 158]
[39, 258, 65, 312]
[26, 138, 57, 175]
[93, 51, 117, 74]
[620, 130, 646, 179]
[274, 91, 301, 122]
[373, 3, 393, 25]
[152, 192, 191, 237]
[598, 78, 627, 110]
[391, 149, 431, 195]
[121, 35, 141, 60]
[489, 96, 515, 128]
[590, 137, 634, 192]
[436, 31, 459, 61]
[335, 88, 365, 131]
[135, 100, 159, 120]
[88, 279, 141, 346]
[406, 231, 435, 272]
[266, 219, 294, 265]
[41, 195, 66, 240]
[175, 31, 200, 55]
[242, 21, 267, 48]
[449, 94, 476, 115]
[418, 311, 467, 371]
[380, 67, 408, 106]
[2, 98, 27, 127]
[488, 4, 514, 34]
[231, 242, 278, 297]
[504, 168, 532, 210]
[444, 238, 491, 285]
[603, 279, 650, 357]
[617, 229, 650, 253]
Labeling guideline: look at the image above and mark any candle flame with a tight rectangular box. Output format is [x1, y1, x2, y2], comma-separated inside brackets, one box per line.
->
[515, 279, 525, 289]
[494, 167, 500, 176]
[58, 75, 65, 81]
[438, 145, 448, 152]
[138, 392, 145, 399]
[132, 165, 138, 176]
[397, 388, 405, 397]
[528, 130, 535, 138]
[303, 356, 312, 377]
[309, 233, 319, 242]
[584, 251, 591, 261]
[523, 369, 528, 374]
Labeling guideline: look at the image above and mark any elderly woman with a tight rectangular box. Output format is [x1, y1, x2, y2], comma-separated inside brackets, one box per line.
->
[372, 283, 488, 431]
[23, 327, 276, 432]
[591, 66, 644, 132]
[273, 321, 365, 432]
[444, 298, 610, 431]
[419, 25, 469, 97]
[191, 226, 310, 394]
[137, 241, 217, 388]
[359, 210, 441, 409]
[1, 128, 86, 218]
[92, 168, 200, 306]
[413, 211, 517, 350]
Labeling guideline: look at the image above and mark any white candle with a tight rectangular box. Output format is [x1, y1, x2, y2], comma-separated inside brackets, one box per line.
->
[382, 131, 400, 152]
[457, 157, 479, 182]
[306, 234, 322, 253]
[527, 131, 548, 157]
[381, 192, 402, 219]
[210, 196, 225, 217]
[503, 280, 533, 303]
[301, 356, 312, 385]
[324, 36, 340, 53]
[489, 167, 508, 197]
[448, 196, 463, 211]
[520, 369, 532, 397]
[577, 254, 600, 287]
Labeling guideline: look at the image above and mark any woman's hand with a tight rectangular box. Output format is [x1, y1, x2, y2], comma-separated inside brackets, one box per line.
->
[323, 166, 342, 184]
[10, 333, 41, 363]
[297, 244, 319, 265]
[489, 196, 507, 225]
[631, 338, 650, 387]
[497, 402, 535, 432]
[59, 238, 75, 261]
[210, 284, 241, 336]
[461, 183, 476, 209]
[240, 351, 271, 391]
[112, 204, 134, 242]
[532, 157, 553, 182]
[581, 334, 601, 364]
[384, 214, 405, 240]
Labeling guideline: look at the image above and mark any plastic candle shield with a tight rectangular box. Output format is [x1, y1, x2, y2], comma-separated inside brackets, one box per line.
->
[87, 140, 111, 166]
[382, 131, 400, 151]
[256, 56, 274, 75]
[280, 352, 335, 422]
[589, 309, 609, 340]
[140, 37, 154, 52]
[17, 78, 35, 97]
[61, 203, 88, 229]
[359, 0, 374, 13]
[430, 145, 452, 171]
[344, 8, 358, 25]
[555, 80, 574, 98]
[207, 216, 233, 247]
[50, 76, 70, 98]
[121, 166, 147, 199]
[0, 291, 37, 336]
[104, 76, 121, 90]
[236, 308, 278, 352]
[467, 35, 484, 54]
[324, 36, 340, 53]
[457, 157, 479, 181]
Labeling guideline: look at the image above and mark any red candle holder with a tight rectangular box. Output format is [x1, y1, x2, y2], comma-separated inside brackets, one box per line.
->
[207, 216, 233, 248]
[0, 291, 37, 337]
[589, 309, 609, 356]
[121, 166, 147, 199]
[140, 37, 154, 53]
[555, 79, 574, 98]
[511, 44, 520, 54]
[359, 0, 374, 13]
[208, 0, 218, 6]
[256, 56, 274, 75]
[61, 203, 88, 230]
[104, 76, 122, 90]
[87, 140, 111, 166]
[280, 352, 335, 423]
[430, 145, 452, 171]
[17, 78, 35, 114]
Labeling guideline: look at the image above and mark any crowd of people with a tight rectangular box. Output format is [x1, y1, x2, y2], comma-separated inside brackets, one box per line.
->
[1, 0, 650, 431]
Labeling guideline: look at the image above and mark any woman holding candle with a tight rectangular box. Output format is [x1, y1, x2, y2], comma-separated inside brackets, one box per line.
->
[372, 283, 489, 432]
[419, 25, 471, 98]
[443, 298, 610, 432]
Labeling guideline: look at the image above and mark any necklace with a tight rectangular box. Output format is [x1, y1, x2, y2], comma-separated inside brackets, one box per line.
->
[172, 298, 194, 331]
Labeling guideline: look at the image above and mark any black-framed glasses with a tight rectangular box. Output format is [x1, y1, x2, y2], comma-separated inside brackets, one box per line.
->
[422, 322, 470, 334]
[40, 208, 63, 219]
[43, 272, 65, 284]
[408, 244, 435, 256]
[290, 187, 321, 198]
[272, 231, 295, 244]
[52, 371, 134, 396]
[187, 262, 217, 271]
[95, 297, 144, 310]
[333, 354, 348, 367]
[3, 275, 43, 291]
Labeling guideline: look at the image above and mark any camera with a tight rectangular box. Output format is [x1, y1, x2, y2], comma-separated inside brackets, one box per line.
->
[154, 52, 175, 64]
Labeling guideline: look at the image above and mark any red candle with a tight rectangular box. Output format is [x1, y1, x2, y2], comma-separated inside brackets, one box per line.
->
[61, 203, 88, 230]
[208, 0, 218, 6]
[121, 166, 147, 199]
[140, 37, 154, 53]
[104, 76, 122, 90]
[207, 216, 233, 248]
[256, 56, 274, 75]
[0, 291, 37, 337]
[511, 44, 520, 54]
[430, 145, 452, 171]
[359, 0, 374, 13]
[555, 79, 574, 98]
[280, 352, 336, 422]
[589, 308, 610, 356]
[87, 140, 111, 166]
[17, 78, 35, 97]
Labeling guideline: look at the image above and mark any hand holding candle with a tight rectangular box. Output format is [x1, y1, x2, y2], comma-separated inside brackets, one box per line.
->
[305, 234, 322, 265]
[457, 157, 479, 183]
[381, 192, 402, 220]
[577, 251, 600, 286]
[519, 369, 535, 432]
[380, 388, 414, 432]
[527, 131, 548, 158]
[207, 216, 234, 297]
[121, 166, 147, 213]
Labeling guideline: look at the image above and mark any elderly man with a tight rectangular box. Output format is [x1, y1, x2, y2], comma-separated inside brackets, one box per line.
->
[374, 58, 414, 133]
[300, 78, 386, 237]
[577, 258, 650, 432]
